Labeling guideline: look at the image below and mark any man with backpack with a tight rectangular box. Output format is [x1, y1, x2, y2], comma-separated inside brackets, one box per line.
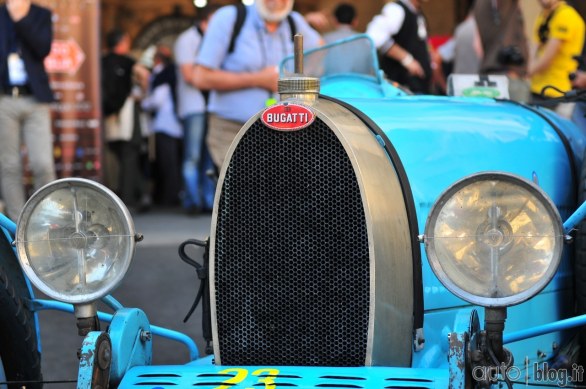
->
[193, 0, 322, 169]
[174, 5, 219, 214]
[101, 29, 151, 211]
[528, 0, 584, 110]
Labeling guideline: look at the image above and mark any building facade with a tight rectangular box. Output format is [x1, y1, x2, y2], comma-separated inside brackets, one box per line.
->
[100, 0, 586, 69]
[100, 0, 467, 54]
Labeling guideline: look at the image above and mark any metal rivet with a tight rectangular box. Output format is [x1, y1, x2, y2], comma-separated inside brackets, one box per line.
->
[140, 330, 152, 342]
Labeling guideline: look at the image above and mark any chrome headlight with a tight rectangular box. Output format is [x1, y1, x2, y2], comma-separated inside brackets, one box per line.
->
[16, 178, 136, 304]
[424, 172, 563, 307]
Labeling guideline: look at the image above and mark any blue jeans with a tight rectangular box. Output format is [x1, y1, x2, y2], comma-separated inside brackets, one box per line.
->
[573, 102, 586, 135]
[182, 113, 215, 210]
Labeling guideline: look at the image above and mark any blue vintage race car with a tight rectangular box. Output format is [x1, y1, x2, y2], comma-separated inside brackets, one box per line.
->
[3, 35, 586, 389]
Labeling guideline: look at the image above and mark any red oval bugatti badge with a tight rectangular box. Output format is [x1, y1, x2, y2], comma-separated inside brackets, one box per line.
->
[261, 102, 315, 131]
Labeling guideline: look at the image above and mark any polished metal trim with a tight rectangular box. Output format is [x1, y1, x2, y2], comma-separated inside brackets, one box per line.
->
[210, 98, 413, 367]
[424, 171, 564, 308]
[15, 178, 136, 305]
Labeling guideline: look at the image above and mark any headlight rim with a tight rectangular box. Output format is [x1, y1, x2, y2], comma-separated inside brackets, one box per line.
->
[424, 171, 564, 308]
[15, 177, 136, 304]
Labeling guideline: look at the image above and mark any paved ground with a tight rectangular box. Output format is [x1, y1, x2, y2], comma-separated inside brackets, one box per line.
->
[35, 207, 212, 387]
[130, 206, 213, 248]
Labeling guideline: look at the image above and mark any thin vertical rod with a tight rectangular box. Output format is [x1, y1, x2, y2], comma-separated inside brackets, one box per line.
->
[294, 34, 303, 74]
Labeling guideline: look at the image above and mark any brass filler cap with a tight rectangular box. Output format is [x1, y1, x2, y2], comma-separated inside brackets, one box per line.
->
[278, 76, 320, 95]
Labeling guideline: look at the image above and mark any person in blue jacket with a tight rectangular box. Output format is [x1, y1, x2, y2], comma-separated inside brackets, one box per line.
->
[0, 0, 56, 220]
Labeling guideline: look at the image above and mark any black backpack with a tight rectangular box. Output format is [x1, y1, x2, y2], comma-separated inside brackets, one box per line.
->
[228, 3, 297, 54]
[101, 54, 135, 116]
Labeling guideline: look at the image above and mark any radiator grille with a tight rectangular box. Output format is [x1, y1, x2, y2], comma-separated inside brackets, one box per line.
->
[214, 117, 370, 366]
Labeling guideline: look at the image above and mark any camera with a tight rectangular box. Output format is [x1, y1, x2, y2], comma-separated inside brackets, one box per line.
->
[497, 46, 525, 66]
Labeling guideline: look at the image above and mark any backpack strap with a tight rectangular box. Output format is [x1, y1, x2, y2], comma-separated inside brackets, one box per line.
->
[228, 3, 246, 54]
[287, 14, 296, 39]
[537, 7, 558, 44]
[228, 4, 297, 54]
[196, 24, 204, 38]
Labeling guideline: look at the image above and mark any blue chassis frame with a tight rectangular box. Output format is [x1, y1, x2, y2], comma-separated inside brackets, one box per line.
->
[5, 199, 586, 387]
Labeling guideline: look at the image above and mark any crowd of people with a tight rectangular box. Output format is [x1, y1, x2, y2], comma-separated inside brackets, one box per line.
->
[101, 0, 326, 214]
[2, 0, 586, 218]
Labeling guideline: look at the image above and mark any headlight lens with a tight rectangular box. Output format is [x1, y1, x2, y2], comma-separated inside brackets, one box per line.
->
[16, 178, 136, 304]
[424, 172, 563, 307]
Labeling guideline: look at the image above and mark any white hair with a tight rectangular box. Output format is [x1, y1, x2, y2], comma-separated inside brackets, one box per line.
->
[255, 0, 294, 23]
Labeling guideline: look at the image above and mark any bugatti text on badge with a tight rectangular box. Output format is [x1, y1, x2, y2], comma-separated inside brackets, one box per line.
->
[261, 102, 315, 131]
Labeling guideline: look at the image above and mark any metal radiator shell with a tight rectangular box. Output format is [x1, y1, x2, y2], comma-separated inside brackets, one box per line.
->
[210, 98, 413, 367]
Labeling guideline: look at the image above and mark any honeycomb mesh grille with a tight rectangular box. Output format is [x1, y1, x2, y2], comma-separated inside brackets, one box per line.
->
[214, 117, 370, 366]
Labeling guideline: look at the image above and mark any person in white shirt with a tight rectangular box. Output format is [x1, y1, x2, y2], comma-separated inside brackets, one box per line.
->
[366, 0, 432, 93]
